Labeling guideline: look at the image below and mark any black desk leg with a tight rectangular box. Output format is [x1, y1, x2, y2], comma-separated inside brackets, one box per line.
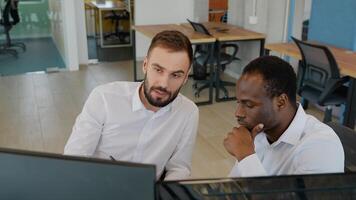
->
[215, 41, 221, 102]
[193, 41, 214, 106]
[343, 78, 356, 128]
[132, 29, 138, 82]
[264, 49, 270, 56]
[215, 41, 236, 102]
[260, 39, 265, 56]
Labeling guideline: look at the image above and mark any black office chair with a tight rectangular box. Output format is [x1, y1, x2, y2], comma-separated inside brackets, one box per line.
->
[104, 10, 130, 43]
[292, 37, 349, 123]
[0, 22, 17, 57]
[327, 121, 356, 173]
[0, 0, 26, 53]
[187, 19, 238, 98]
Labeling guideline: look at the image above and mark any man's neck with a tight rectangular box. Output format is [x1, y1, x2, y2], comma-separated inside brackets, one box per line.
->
[139, 84, 160, 112]
[265, 104, 298, 143]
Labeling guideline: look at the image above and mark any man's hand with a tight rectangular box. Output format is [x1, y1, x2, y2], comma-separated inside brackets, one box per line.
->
[223, 124, 264, 161]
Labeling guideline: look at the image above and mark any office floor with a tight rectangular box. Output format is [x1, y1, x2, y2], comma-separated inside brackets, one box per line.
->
[0, 38, 65, 76]
[87, 36, 133, 61]
[0, 61, 331, 179]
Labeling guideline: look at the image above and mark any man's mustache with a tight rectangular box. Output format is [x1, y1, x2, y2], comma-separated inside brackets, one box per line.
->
[151, 86, 170, 94]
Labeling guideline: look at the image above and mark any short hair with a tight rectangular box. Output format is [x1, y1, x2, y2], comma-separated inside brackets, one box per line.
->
[242, 56, 297, 103]
[147, 30, 193, 66]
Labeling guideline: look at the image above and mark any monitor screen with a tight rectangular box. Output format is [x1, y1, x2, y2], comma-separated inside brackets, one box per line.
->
[0, 148, 156, 200]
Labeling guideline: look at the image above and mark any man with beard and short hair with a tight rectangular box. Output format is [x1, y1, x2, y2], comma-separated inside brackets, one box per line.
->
[224, 56, 344, 177]
[64, 30, 199, 180]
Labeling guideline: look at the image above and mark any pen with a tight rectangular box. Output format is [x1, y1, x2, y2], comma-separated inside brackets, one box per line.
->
[109, 155, 116, 161]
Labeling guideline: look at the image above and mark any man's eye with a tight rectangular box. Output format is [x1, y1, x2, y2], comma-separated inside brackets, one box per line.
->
[172, 74, 182, 79]
[246, 103, 254, 108]
[155, 68, 162, 73]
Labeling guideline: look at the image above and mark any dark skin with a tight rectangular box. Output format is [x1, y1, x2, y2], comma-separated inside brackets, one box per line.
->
[224, 72, 297, 161]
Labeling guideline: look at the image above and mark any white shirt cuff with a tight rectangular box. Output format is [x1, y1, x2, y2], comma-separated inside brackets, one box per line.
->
[228, 154, 267, 177]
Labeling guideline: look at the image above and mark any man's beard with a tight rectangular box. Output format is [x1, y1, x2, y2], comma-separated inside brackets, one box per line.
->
[143, 75, 182, 107]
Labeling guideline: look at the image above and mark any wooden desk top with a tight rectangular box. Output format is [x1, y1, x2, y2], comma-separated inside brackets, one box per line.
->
[265, 42, 356, 78]
[132, 24, 216, 44]
[181, 22, 266, 42]
[88, 1, 127, 10]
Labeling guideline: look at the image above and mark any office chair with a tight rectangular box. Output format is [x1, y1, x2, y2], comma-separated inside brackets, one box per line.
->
[327, 121, 356, 172]
[292, 37, 349, 123]
[0, 0, 26, 52]
[0, 22, 17, 57]
[187, 19, 238, 98]
[104, 10, 130, 43]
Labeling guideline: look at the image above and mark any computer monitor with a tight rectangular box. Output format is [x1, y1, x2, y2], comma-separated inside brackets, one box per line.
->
[0, 148, 156, 200]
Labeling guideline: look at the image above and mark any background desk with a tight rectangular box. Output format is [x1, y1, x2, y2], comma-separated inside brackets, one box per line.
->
[132, 24, 216, 105]
[265, 42, 356, 128]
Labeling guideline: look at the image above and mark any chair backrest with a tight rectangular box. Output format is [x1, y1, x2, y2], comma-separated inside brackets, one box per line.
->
[186, 19, 213, 60]
[186, 19, 213, 80]
[292, 37, 341, 91]
[2, 0, 20, 27]
[187, 19, 211, 36]
[327, 122, 356, 173]
[220, 11, 227, 23]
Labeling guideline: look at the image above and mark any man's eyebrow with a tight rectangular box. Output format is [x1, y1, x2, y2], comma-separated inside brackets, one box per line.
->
[172, 70, 185, 75]
[151, 63, 186, 75]
[151, 63, 164, 69]
[237, 99, 252, 104]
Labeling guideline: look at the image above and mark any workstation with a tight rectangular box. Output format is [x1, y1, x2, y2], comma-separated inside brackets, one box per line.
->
[1, 0, 356, 199]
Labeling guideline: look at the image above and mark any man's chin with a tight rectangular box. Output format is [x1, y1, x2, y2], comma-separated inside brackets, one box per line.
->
[148, 98, 171, 107]
[238, 123, 253, 131]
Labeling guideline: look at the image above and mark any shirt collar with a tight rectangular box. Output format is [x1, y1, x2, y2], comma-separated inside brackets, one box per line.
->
[256, 104, 307, 147]
[273, 104, 307, 146]
[131, 82, 179, 114]
[132, 83, 145, 112]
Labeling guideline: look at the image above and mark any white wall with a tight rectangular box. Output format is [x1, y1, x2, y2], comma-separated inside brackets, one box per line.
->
[48, 0, 66, 63]
[48, 0, 83, 71]
[134, 0, 195, 59]
[228, 0, 244, 26]
[227, 0, 307, 74]
[75, 0, 89, 66]
[194, 0, 209, 22]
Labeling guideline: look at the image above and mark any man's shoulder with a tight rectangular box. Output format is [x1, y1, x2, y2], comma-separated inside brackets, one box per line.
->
[176, 93, 199, 113]
[93, 81, 140, 95]
[301, 115, 341, 145]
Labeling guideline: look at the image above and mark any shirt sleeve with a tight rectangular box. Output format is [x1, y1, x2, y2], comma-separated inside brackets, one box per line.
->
[164, 106, 199, 180]
[228, 154, 267, 177]
[64, 87, 106, 156]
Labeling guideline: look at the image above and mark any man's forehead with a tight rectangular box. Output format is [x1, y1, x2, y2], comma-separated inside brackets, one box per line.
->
[148, 47, 190, 72]
[237, 73, 266, 97]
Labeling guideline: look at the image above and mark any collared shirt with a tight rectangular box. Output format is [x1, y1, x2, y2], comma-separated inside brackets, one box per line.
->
[229, 104, 344, 177]
[64, 81, 199, 180]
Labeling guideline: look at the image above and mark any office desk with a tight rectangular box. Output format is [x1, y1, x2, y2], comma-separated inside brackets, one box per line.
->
[132, 24, 216, 105]
[87, 0, 131, 48]
[158, 173, 356, 199]
[182, 22, 266, 101]
[265, 42, 356, 128]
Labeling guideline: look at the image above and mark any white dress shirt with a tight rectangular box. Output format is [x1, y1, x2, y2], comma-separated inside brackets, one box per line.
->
[229, 104, 344, 177]
[64, 81, 199, 180]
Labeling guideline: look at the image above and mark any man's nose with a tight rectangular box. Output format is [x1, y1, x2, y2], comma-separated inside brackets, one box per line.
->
[235, 104, 245, 119]
[157, 73, 169, 89]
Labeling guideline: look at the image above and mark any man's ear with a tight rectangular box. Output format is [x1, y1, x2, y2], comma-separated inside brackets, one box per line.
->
[142, 57, 148, 74]
[275, 94, 288, 110]
[183, 67, 192, 85]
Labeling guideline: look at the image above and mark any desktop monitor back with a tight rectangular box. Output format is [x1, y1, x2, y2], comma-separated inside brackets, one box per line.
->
[0, 148, 156, 200]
